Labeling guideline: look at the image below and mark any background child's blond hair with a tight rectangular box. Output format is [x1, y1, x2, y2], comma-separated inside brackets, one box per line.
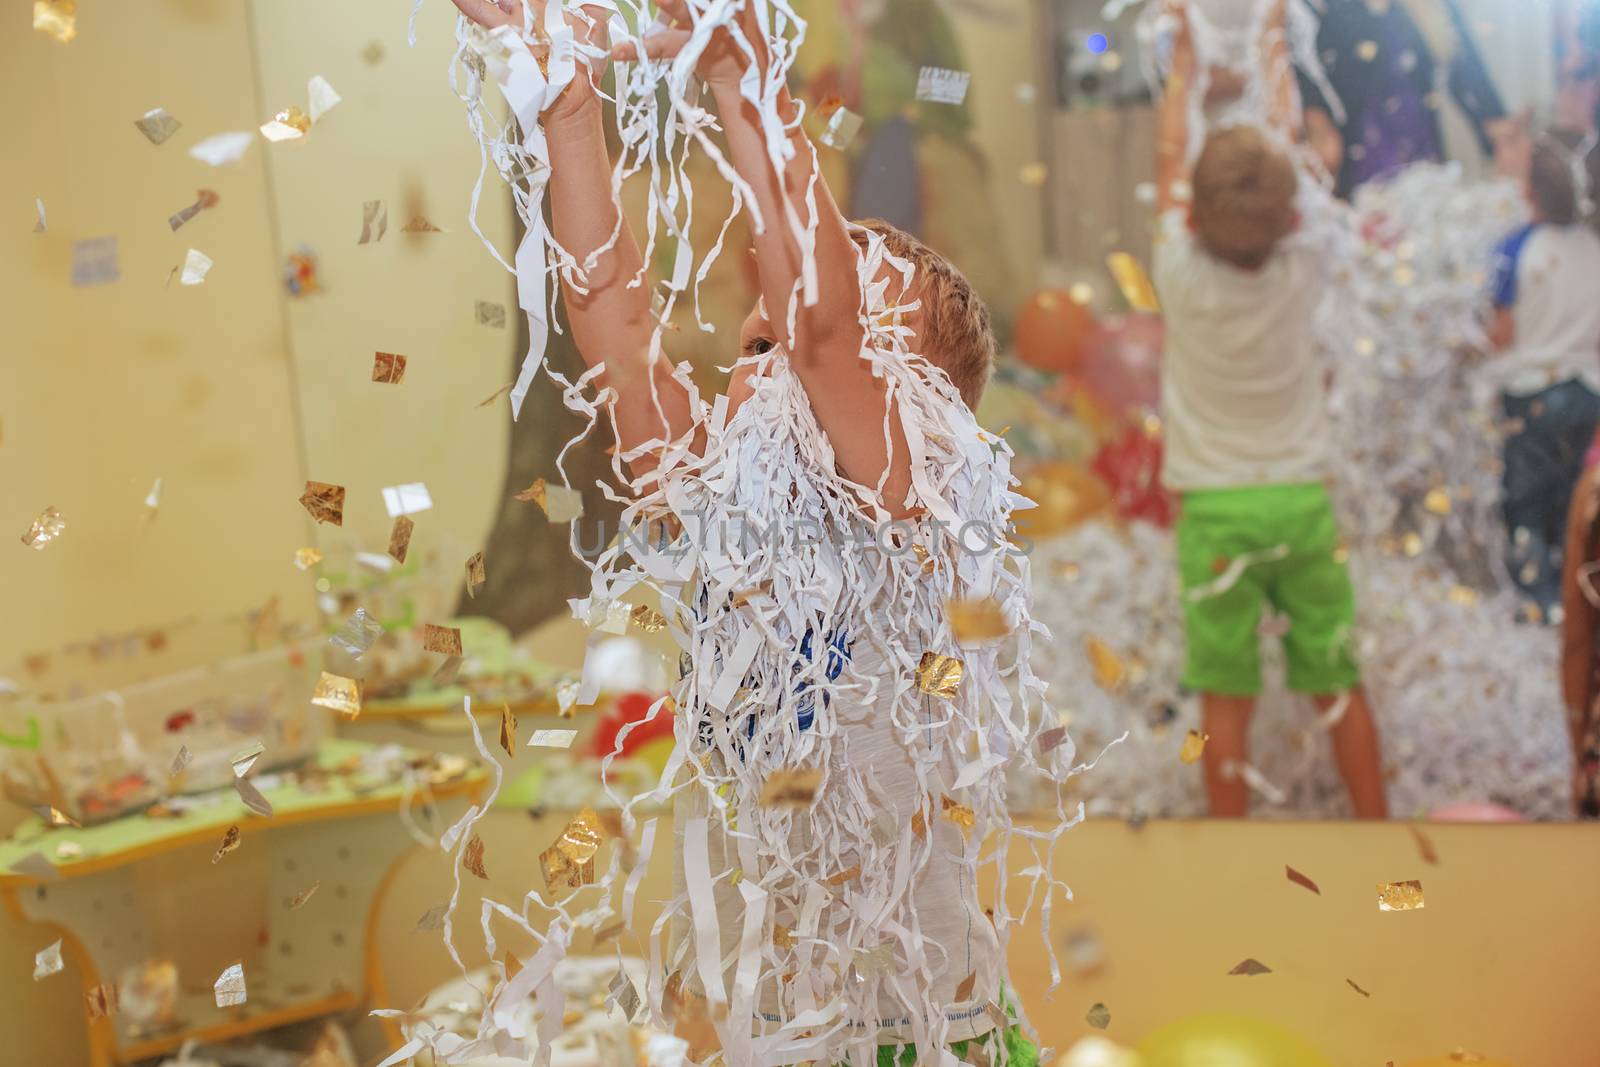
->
[1191, 126, 1300, 270]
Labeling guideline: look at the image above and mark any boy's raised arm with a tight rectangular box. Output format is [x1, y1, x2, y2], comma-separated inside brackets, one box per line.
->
[616, 2, 915, 515]
[1156, 1, 1197, 217]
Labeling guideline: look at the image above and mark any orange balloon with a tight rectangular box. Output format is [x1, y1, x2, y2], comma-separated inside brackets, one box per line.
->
[1397, 1059, 1520, 1067]
[1014, 290, 1100, 375]
[1013, 461, 1111, 542]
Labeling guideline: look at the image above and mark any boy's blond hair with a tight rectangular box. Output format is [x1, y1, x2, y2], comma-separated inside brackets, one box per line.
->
[853, 219, 995, 409]
[1191, 126, 1299, 270]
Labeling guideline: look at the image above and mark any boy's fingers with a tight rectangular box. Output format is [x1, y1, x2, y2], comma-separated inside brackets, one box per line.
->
[611, 29, 693, 61]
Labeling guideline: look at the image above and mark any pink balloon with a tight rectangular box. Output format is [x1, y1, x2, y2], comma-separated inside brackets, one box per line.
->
[1427, 802, 1525, 823]
[1073, 313, 1164, 419]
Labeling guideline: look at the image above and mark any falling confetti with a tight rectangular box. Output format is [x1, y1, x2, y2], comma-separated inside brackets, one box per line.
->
[1377, 880, 1425, 912]
[432, 656, 464, 688]
[1178, 730, 1208, 764]
[475, 300, 506, 328]
[1285, 865, 1321, 895]
[213, 963, 246, 1008]
[819, 105, 864, 150]
[178, 248, 213, 286]
[1106, 252, 1161, 314]
[211, 825, 241, 864]
[143, 477, 163, 512]
[1424, 488, 1452, 515]
[311, 672, 362, 718]
[21, 507, 65, 550]
[1085, 1003, 1111, 1030]
[478, 382, 514, 407]
[294, 547, 323, 570]
[388, 516, 414, 564]
[540, 809, 604, 892]
[260, 106, 311, 142]
[283, 246, 319, 295]
[400, 215, 442, 233]
[946, 598, 1010, 644]
[381, 482, 432, 517]
[307, 75, 341, 122]
[498, 704, 517, 756]
[527, 729, 576, 749]
[1346, 978, 1372, 998]
[759, 767, 823, 807]
[133, 107, 181, 145]
[422, 624, 462, 656]
[330, 608, 383, 658]
[915, 652, 964, 698]
[34, 805, 78, 828]
[170, 745, 191, 776]
[465, 552, 486, 598]
[71, 237, 119, 286]
[188, 131, 255, 167]
[33, 940, 63, 981]
[1085, 636, 1127, 693]
[1038, 725, 1069, 753]
[1411, 826, 1439, 865]
[941, 795, 975, 834]
[233, 777, 273, 818]
[298, 481, 345, 525]
[514, 478, 584, 522]
[33, 198, 46, 233]
[463, 833, 488, 880]
[915, 66, 971, 105]
[358, 200, 388, 244]
[287, 882, 319, 910]
[33, 0, 75, 43]
[230, 741, 264, 777]
[630, 603, 668, 632]
[372, 352, 407, 384]
[362, 40, 385, 65]
[414, 904, 448, 932]
[1228, 958, 1272, 977]
[85, 984, 118, 1019]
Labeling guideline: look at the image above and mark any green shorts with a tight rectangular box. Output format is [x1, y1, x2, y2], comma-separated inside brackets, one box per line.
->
[874, 1026, 1039, 1067]
[1177, 482, 1360, 697]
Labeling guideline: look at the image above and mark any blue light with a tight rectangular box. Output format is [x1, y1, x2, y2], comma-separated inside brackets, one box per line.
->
[1087, 32, 1109, 54]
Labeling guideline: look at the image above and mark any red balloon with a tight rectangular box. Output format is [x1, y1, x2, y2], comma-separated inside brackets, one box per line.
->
[1014, 290, 1099, 375]
[1091, 422, 1176, 528]
[1076, 312, 1164, 419]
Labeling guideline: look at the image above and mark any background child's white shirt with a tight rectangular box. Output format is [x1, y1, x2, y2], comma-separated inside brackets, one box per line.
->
[1487, 223, 1600, 397]
[1152, 209, 1334, 492]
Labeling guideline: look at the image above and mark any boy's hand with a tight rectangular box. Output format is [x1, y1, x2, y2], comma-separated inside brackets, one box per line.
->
[1163, 0, 1195, 82]
[609, 0, 767, 90]
[448, 0, 612, 102]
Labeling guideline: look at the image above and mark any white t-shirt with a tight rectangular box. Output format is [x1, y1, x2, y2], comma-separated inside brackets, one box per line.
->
[1152, 211, 1333, 492]
[1486, 222, 1600, 397]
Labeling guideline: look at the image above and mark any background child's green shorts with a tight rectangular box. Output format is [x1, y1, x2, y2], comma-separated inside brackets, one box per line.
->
[1176, 482, 1360, 697]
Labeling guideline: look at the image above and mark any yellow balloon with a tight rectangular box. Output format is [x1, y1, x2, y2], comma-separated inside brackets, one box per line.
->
[1013, 462, 1112, 542]
[1138, 1014, 1333, 1067]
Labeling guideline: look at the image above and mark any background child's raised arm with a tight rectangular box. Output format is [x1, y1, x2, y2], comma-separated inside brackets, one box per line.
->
[1156, 1, 1197, 217]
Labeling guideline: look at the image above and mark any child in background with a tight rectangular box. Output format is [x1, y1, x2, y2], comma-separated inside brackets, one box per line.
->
[1486, 138, 1600, 623]
[1151, 0, 1388, 818]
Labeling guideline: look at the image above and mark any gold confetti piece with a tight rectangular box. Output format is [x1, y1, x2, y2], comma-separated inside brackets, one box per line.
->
[1107, 252, 1161, 314]
[212, 825, 241, 864]
[478, 382, 514, 407]
[540, 809, 605, 893]
[433, 655, 464, 688]
[1424, 488, 1452, 515]
[260, 105, 311, 142]
[941, 795, 976, 834]
[1018, 162, 1049, 187]
[307, 75, 341, 122]
[234, 777, 273, 818]
[1447, 584, 1479, 607]
[772, 924, 795, 950]
[1085, 636, 1127, 693]
[1178, 729, 1208, 764]
[1228, 958, 1272, 976]
[825, 864, 862, 887]
[387, 515, 414, 564]
[372, 351, 407, 384]
[1286, 865, 1321, 895]
[1356, 39, 1379, 61]
[214, 963, 246, 1008]
[400, 215, 442, 233]
[915, 651, 964, 698]
[21, 507, 65, 550]
[414, 903, 448, 932]
[359, 200, 388, 244]
[955, 972, 976, 1001]
[1085, 1002, 1111, 1029]
[498, 704, 517, 757]
[311, 671, 362, 718]
[528, 729, 577, 749]
[631, 603, 668, 632]
[465, 552, 486, 598]
[85, 983, 118, 1019]
[33, 940, 63, 981]
[464, 833, 488, 880]
[515, 478, 585, 522]
[34, 805, 79, 828]
[294, 547, 323, 570]
[1377, 879, 1425, 911]
[422, 623, 462, 656]
[134, 107, 181, 145]
[1346, 978, 1371, 997]
[298, 481, 345, 525]
[475, 300, 506, 328]
[1411, 826, 1439, 865]
[33, 0, 75, 43]
[287, 882, 319, 910]
[230, 741, 265, 778]
[946, 598, 1010, 644]
[759, 767, 823, 807]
